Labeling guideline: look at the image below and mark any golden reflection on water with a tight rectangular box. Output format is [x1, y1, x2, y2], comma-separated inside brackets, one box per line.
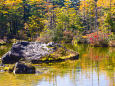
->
[0, 44, 114, 86]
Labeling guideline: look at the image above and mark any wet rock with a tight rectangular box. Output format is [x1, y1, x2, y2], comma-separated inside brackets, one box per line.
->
[2, 41, 79, 64]
[12, 62, 36, 74]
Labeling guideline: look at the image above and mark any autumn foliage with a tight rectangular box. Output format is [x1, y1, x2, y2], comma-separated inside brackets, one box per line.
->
[85, 31, 112, 46]
[0, 0, 114, 43]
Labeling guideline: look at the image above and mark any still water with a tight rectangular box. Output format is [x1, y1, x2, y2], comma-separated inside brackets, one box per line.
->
[0, 44, 114, 86]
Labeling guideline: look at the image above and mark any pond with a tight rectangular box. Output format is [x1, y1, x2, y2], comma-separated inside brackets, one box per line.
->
[0, 44, 114, 86]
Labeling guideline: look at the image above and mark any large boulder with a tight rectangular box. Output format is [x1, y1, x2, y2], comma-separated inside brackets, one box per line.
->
[2, 42, 79, 64]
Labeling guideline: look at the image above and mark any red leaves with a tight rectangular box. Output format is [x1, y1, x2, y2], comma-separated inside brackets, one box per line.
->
[90, 38, 93, 40]
[85, 31, 109, 45]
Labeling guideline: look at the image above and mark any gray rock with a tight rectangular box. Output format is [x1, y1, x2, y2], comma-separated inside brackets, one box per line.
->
[2, 41, 79, 64]
[2, 42, 56, 64]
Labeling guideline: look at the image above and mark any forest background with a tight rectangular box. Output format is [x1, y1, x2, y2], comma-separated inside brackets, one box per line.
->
[0, 0, 114, 45]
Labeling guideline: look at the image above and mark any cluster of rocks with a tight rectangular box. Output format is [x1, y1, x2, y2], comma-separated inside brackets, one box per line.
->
[1, 41, 79, 74]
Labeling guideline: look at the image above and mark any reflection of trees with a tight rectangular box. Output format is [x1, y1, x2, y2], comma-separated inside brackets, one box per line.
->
[79, 45, 114, 86]
[36, 47, 114, 86]
[35, 60, 81, 85]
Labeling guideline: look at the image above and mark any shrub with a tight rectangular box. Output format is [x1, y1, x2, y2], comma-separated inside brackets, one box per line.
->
[63, 31, 74, 43]
[85, 31, 111, 46]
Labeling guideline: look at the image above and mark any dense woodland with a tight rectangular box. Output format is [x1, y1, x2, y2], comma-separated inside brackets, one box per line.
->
[0, 0, 115, 44]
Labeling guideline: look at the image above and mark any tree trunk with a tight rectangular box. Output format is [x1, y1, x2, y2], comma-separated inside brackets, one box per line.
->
[95, 1, 98, 31]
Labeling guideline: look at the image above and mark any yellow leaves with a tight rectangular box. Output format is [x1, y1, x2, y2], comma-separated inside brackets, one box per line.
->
[65, 0, 70, 1]
[4, 0, 22, 9]
[4, 0, 14, 5]
[72, 39, 78, 47]
[82, 54, 88, 57]
[97, 0, 115, 8]
[24, 23, 29, 30]
[47, 5, 53, 9]
[5, 0, 22, 5]
[80, 0, 95, 11]
[29, 0, 43, 4]
[4, 0, 44, 8]
[82, 36, 87, 38]
[42, 20, 48, 24]
[2, 11, 8, 14]
[4, 66, 10, 70]
[0, 0, 5, 5]
[97, 0, 115, 15]
[30, 0, 42, 2]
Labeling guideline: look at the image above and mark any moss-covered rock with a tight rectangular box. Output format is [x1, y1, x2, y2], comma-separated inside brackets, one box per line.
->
[2, 42, 79, 64]
[31, 47, 79, 63]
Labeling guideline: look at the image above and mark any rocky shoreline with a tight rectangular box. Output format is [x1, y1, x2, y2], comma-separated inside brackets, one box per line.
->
[1, 42, 79, 74]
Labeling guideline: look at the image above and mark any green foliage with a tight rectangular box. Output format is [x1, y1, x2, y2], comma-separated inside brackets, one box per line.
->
[0, 0, 114, 44]
[104, 13, 114, 31]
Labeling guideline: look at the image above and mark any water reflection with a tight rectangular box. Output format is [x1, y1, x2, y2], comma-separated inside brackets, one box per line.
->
[0, 44, 114, 86]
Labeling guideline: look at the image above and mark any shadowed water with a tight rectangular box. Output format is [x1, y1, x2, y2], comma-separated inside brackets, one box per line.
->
[0, 44, 114, 86]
